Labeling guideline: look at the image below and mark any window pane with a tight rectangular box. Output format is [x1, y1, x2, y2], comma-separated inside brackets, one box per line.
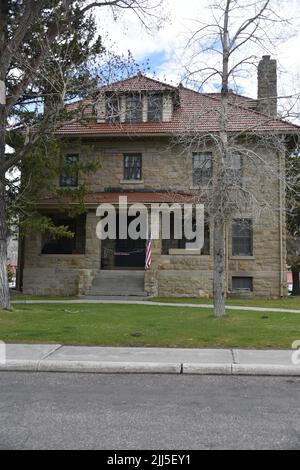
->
[192, 153, 212, 186]
[232, 219, 252, 256]
[123, 154, 142, 180]
[126, 93, 142, 122]
[106, 92, 120, 122]
[226, 153, 242, 184]
[232, 277, 253, 292]
[60, 154, 79, 187]
[148, 93, 163, 122]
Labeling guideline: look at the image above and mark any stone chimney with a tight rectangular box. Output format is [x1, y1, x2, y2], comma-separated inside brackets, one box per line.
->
[257, 55, 277, 116]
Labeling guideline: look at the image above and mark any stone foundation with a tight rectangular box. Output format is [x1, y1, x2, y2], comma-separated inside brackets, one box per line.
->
[23, 267, 79, 296]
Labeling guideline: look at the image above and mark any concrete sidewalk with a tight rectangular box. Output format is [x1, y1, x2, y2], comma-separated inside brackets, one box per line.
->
[11, 298, 300, 314]
[0, 344, 300, 376]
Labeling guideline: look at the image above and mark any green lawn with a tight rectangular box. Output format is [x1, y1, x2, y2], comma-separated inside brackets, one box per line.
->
[150, 297, 300, 310]
[0, 303, 299, 349]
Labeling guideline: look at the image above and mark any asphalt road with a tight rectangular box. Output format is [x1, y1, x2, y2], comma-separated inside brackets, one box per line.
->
[0, 372, 299, 450]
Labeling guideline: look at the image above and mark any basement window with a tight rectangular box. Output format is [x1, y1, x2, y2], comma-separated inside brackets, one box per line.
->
[232, 277, 253, 292]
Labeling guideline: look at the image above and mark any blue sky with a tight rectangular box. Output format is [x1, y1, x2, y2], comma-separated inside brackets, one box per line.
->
[95, 0, 300, 113]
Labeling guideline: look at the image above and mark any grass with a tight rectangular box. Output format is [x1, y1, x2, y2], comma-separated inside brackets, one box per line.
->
[0, 303, 299, 349]
[150, 296, 300, 310]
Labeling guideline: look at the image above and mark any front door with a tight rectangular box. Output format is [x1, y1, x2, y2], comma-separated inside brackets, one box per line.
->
[115, 237, 146, 268]
[101, 215, 146, 269]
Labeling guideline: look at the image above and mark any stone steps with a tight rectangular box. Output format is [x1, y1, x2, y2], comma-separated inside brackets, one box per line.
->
[88, 270, 146, 297]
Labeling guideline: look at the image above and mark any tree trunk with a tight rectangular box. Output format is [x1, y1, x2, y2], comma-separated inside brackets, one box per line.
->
[213, 216, 226, 317]
[0, 2, 10, 310]
[211, 2, 229, 318]
[292, 269, 300, 296]
[0, 183, 9, 310]
[0, 104, 9, 310]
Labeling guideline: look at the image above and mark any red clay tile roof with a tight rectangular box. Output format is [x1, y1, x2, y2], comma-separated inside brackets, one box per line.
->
[57, 75, 300, 136]
[102, 74, 176, 92]
[39, 192, 195, 205]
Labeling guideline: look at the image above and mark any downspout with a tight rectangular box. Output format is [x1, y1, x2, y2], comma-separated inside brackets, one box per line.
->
[225, 221, 229, 297]
[16, 230, 25, 292]
[279, 149, 285, 298]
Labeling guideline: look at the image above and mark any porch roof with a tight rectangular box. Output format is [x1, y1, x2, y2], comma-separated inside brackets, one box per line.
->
[38, 191, 196, 206]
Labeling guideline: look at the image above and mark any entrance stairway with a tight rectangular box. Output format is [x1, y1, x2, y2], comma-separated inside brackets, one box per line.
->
[87, 270, 146, 297]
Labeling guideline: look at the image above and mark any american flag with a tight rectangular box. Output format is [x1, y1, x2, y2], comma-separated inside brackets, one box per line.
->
[145, 231, 152, 270]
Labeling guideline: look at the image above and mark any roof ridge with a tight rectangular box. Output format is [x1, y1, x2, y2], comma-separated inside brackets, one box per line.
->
[101, 73, 176, 90]
[204, 91, 257, 102]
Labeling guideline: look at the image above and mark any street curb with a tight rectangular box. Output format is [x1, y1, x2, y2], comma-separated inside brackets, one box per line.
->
[0, 360, 300, 376]
[38, 361, 181, 374]
[232, 364, 300, 376]
[0, 360, 39, 371]
[182, 363, 232, 375]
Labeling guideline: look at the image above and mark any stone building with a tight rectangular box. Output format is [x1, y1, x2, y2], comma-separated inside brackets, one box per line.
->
[20, 56, 299, 298]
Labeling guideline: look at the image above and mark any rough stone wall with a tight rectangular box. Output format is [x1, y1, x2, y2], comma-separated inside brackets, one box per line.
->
[22, 210, 100, 296]
[80, 137, 192, 191]
[257, 55, 277, 116]
[22, 137, 286, 298]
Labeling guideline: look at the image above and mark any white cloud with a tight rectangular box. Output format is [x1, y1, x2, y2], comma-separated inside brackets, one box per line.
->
[94, 0, 300, 110]
[5, 145, 14, 154]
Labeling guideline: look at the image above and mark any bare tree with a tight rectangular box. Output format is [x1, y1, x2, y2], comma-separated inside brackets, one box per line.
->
[0, 0, 163, 310]
[286, 149, 300, 295]
[176, 0, 300, 316]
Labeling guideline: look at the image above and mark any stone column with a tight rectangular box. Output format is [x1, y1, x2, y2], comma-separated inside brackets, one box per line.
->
[151, 210, 162, 255]
[85, 210, 101, 269]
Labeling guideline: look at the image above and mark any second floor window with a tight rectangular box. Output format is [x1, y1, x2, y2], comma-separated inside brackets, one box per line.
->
[232, 219, 253, 256]
[192, 152, 213, 186]
[148, 93, 163, 122]
[124, 154, 142, 180]
[60, 154, 79, 187]
[126, 93, 142, 122]
[226, 153, 242, 185]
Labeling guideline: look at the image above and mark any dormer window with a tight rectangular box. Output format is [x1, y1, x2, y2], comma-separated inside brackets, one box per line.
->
[100, 87, 173, 124]
[126, 93, 142, 122]
[106, 92, 120, 123]
[148, 92, 163, 122]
